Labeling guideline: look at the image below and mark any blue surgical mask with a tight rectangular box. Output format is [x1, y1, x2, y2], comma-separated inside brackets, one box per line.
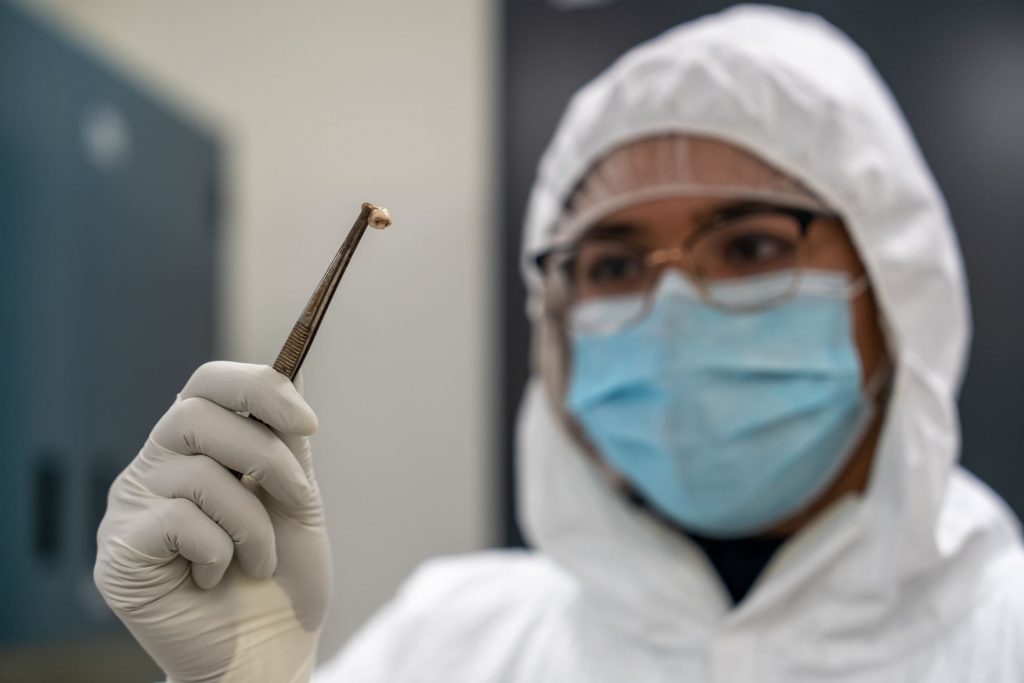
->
[565, 270, 874, 539]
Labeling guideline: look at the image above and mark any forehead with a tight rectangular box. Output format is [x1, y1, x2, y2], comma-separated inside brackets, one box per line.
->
[595, 196, 740, 226]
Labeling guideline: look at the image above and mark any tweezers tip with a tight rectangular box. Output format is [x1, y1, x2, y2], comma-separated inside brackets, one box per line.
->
[365, 203, 392, 230]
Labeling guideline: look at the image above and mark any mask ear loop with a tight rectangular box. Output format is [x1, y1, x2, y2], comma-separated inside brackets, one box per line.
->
[852, 282, 895, 410]
[843, 271, 893, 401]
[865, 354, 893, 402]
[845, 272, 872, 300]
[537, 262, 572, 402]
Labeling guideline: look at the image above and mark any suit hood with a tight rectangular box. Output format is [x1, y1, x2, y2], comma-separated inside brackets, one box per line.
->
[515, 3, 1020, 660]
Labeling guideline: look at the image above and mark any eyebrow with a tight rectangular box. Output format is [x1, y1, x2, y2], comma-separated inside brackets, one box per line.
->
[580, 221, 646, 241]
[692, 199, 792, 225]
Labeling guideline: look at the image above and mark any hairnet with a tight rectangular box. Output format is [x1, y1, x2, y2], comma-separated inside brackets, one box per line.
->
[559, 134, 830, 243]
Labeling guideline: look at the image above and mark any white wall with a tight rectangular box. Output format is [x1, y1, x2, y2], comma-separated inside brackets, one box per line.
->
[22, 0, 498, 660]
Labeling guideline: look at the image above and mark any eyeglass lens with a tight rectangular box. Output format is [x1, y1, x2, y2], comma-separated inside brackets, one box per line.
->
[557, 210, 808, 333]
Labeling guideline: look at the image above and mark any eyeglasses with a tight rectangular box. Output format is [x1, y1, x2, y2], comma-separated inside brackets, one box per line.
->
[536, 204, 841, 335]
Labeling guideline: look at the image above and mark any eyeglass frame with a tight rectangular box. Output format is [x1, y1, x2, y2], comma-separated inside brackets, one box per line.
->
[534, 202, 845, 321]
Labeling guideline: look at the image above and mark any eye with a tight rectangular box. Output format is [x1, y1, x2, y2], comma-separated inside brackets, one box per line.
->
[692, 212, 804, 279]
[569, 242, 649, 298]
[584, 253, 646, 283]
[721, 232, 797, 266]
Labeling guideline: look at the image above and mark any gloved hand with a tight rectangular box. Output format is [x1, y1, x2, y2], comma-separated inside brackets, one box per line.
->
[94, 361, 332, 683]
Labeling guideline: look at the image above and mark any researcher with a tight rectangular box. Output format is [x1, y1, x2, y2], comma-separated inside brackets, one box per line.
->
[94, 5, 1024, 681]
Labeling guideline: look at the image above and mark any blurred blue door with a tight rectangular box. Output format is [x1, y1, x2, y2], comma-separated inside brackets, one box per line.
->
[0, 3, 219, 647]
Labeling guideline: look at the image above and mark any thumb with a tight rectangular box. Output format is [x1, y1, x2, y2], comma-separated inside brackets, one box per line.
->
[180, 361, 318, 436]
[273, 426, 317, 488]
[292, 369, 306, 396]
[277, 369, 316, 477]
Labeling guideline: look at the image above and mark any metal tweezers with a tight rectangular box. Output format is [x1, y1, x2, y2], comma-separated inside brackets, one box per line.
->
[271, 202, 391, 381]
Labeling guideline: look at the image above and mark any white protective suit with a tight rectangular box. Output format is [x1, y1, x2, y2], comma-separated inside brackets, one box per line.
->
[318, 5, 1024, 681]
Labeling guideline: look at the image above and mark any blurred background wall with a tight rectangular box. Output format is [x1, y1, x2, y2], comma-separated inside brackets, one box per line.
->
[1, 0, 496, 679]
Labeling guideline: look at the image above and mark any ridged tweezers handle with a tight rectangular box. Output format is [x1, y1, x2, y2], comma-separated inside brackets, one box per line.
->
[271, 202, 379, 381]
[273, 322, 312, 380]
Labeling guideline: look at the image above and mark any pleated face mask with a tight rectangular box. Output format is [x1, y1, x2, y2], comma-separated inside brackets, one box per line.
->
[565, 270, 875, 538]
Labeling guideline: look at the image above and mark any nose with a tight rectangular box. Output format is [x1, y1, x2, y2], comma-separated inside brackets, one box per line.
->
[647, 246, 695, 277]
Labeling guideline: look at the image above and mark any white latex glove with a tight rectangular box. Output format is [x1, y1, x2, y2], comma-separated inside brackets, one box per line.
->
[95, 361, 332, 683]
